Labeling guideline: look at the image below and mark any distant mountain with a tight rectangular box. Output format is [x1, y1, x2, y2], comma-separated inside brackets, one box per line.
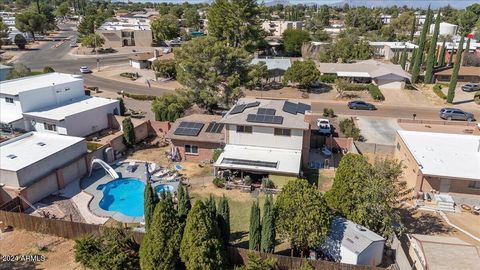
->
[327, 0, 475, 9]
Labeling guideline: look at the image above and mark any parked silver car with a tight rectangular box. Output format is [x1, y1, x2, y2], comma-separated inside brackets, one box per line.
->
[461, 83, 480, 92]
[439, 108, 475, 122]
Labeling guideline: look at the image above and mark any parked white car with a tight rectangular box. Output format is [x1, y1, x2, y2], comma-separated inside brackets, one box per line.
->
[317, 118, 332, 134]
[79, 66, 92, 74]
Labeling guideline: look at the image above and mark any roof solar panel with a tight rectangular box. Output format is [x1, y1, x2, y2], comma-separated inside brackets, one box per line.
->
[273, 116, 283, 124]
[214, 123, 224, 133]
[205, 122, 215, 133]
[174, 122, 204, 136]
[297, 103, 311, 114]
[245, 101, 260, 108]
[258, 108, 276, 115]
[230, 104, 247, 114]
[282, 101, 298, 115]
[205, 122, 224, 133]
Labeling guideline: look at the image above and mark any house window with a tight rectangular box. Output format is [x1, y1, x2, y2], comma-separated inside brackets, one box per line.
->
[236, 125, 252, 133]
[185, 145, 198, 154]
[468, 181, 480, 189]
[274, 128, 291, 136]
[5, 97, 14, 103]
[44, 123, 57, 131]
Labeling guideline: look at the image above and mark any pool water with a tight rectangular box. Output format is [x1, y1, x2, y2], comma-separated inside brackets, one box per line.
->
[99, 178, 145, 217]
[155, 184, 174, 193]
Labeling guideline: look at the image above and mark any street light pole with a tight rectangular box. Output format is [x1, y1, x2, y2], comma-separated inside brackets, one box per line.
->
[94, 27, 99, 71]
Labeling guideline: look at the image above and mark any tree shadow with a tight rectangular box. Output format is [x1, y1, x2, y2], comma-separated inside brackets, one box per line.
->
[399, 208, 453, 235]
[230, 231, 248, 244]
[452, 98, 474, 105]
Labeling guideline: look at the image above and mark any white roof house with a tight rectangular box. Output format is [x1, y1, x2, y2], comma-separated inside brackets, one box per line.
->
[320, 217, 385, 266]
[397, 130, 480, 180]
[369, 41, 418, 50]
[0, 72, 84, 96]
[250, 58, 292, 71]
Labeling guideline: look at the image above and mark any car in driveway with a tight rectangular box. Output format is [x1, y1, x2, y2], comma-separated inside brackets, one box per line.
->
[439, 108, 475, 122]
[79, 66, 92, 74]
[316, 118, 332, 134]
[348, 100, 376, 110]
[461, 83, 480, 92]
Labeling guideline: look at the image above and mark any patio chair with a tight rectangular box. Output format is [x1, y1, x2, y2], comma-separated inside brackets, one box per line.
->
[148, 163, 157, 173]
[126, 161, 137, 172]
[154, 168, 169, 178]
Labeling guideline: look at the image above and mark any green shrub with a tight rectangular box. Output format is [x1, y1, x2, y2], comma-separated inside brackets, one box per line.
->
[433, 84, 447, 100]
[336, 79, 370, 91]
[244, 176, 252, 186]
[212, 149, 223, 162]
[42, 66, 55, 73]
[117, 91, 156, 101]
[339, 118, 362, 141]
[319, 74, 337, 83]
[261, 178, 276, 189]
[367, 84, 385, 100]
[323, 108, 335, 117]
[474, 91, 480, 105]
[212, 177, 225, 188]
[120, 72, 140, 80]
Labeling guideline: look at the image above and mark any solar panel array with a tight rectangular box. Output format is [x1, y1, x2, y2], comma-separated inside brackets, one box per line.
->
[205, 122, 224, 133]
[282, 101, 311, 115]
[257, 108, 276, 115]
[246, 114, 283, 124]
[229, 101, 261, 114]
[174, 122, 204, 136]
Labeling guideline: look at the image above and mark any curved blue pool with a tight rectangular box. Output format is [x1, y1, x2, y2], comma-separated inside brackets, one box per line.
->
[155, 184, 174, 193]
[99, 178, 145, 217]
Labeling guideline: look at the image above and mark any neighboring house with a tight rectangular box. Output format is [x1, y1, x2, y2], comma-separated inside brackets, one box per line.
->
[250, 58, 292, 81]
[96, 17, 153, 47]
[369, 41, 418, 61]
[394, 130, 480, 200]
[165, 114, 225, 162]
[0, 72, 120, 136]
[430, 22, 458, 36]
[129, 52, 155, 69]
[409, 234, 480, 270]
[0, 132, 88, 206]
[0, 64, 13, 81]
[380, 14, 392, 24]
[262, 20, 303, 36]
[434, 66, 480, 83]
[319, 217, 385, 267]
[214, 98, 311, 177]
[318, 60, 411, 90]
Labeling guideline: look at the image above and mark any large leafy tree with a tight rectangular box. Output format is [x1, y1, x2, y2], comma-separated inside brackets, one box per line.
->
[15, 10, 47, 40]
[249, 200, 261, 251]
[317, 35, 373, 62]
[425, 10, 441, 84]
[284, 60, 320, 90]
[151, 14, 180, 43]
[325, 154, 408, 237]
[143, 182, 158, 231]
[275, 179, 332, 257]
[390, 11, 415, 39]
[282, 28, 310, 56]
[411, 6, 432, 83]
[344, 7, 382, 32]
[183, 7, 200, 29]
[175, 36, 249, 108]
[0, 18, 9, 49]
[180, 200, 226, 270]
[246, 62, 269, 90]
[151, 89, 193, 122]
[152, 59, 177, 79]
[260, 195, 275, 254]
[217, 195, 230, 247]
[80, 33, 105, 49]
[140, 192, 181, 270]
[458, 10, 478, 35]
[447, 35, 465, 104]
[55, 2, 70, 18]
[207, 0, 263, 49]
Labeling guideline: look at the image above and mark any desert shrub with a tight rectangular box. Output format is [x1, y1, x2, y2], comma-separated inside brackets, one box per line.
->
[323, 108, 335, 117]
[42, 66, 55, 73]
[117, 91, 156, 101]
[367, 84, 385, 100]
[244, 175, 252, 186]
[474, 91, 480, 105]
[213, 177, 225, 188]
[339, 118, 362, 141]
[262, 178, 276, 189]
[120, 72, 140, 80]
[336, 79, 370, 91]
[319, 74, 337, 83]
[433, 84, 447, 100]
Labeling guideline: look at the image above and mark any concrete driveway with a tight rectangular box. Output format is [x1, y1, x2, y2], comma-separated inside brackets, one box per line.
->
[355, 117, 402, 145]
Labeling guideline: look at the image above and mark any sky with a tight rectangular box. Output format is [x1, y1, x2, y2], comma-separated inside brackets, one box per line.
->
[111, 0, 478, 9]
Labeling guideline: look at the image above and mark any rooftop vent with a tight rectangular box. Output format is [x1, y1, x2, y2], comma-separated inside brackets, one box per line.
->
[355, 224, 367, 232]
[7, 154, 17, 159]
[37, 142, 46, 146]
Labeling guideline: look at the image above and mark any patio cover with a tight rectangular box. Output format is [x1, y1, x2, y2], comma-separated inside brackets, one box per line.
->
[214, 144, 302, 175]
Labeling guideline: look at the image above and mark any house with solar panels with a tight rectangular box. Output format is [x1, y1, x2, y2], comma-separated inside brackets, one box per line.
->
[213, 98, 311, 178]
[165, 114, 225, 162]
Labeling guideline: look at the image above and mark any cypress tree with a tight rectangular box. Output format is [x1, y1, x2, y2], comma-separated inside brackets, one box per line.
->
[117, 97, 126, 116]
[261, 195, 275, 254]
[411, 6, 432, 83]
[399, 46, 407, 70]
[409, 16, 417, 41]
[180, 201, 226, 270]
[447, 35, 465, 104]
[463, 38, 471, 66]
[206, 195, 217, 220]
[409, 48, 417, 73]
[122, 117, 136, 147]
[177, 185, 191, 222]
[249, 200, 261, 251]
[217, 195, 230, 247]
[144, 182, 158, 231]
[448, 43, 455, 66]
[140, 192, 181, 270]
[424, 10, 441, 84]
[438, 40, 446, 67]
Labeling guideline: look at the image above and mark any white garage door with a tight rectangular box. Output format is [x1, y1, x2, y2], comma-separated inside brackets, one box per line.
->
[376, 79, 404, 90]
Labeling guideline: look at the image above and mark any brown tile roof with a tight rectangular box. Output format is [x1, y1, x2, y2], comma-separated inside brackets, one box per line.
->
[165, 114, 225, 144]
[435, 66, 480, 77]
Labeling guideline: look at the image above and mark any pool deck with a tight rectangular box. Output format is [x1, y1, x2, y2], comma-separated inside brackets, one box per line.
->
[81, 160, 179, 223]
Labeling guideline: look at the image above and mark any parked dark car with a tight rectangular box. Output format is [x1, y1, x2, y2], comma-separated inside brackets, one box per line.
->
[348, 100, 376, 110]
[461, 83, 480, 92]
[439, 108, 475, 122]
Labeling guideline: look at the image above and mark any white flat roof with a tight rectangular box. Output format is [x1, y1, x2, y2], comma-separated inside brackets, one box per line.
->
[0, 106, 23, 124]
[397, 130, 480, 180]
[0, 73, 84, 96]
[337, 71, 371, 78]
[23, 97, 118, 121]
[0, 132, 85, 171]
[214, 144, 302, 175]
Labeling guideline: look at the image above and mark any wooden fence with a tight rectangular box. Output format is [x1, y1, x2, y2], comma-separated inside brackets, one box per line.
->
[1, 210, 384, 270]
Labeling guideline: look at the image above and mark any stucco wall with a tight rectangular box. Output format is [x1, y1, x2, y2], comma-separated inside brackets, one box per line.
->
[64, 102, 119, 137]
[23, 173, 58, 204]
[226, 124, 304, 150]
[171, 140, 222, 162]
[394, 133, 423, 196]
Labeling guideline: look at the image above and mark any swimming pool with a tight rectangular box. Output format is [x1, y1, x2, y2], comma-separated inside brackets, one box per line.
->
[155, 184, 174, 193]
[98, 178, 145, 217]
